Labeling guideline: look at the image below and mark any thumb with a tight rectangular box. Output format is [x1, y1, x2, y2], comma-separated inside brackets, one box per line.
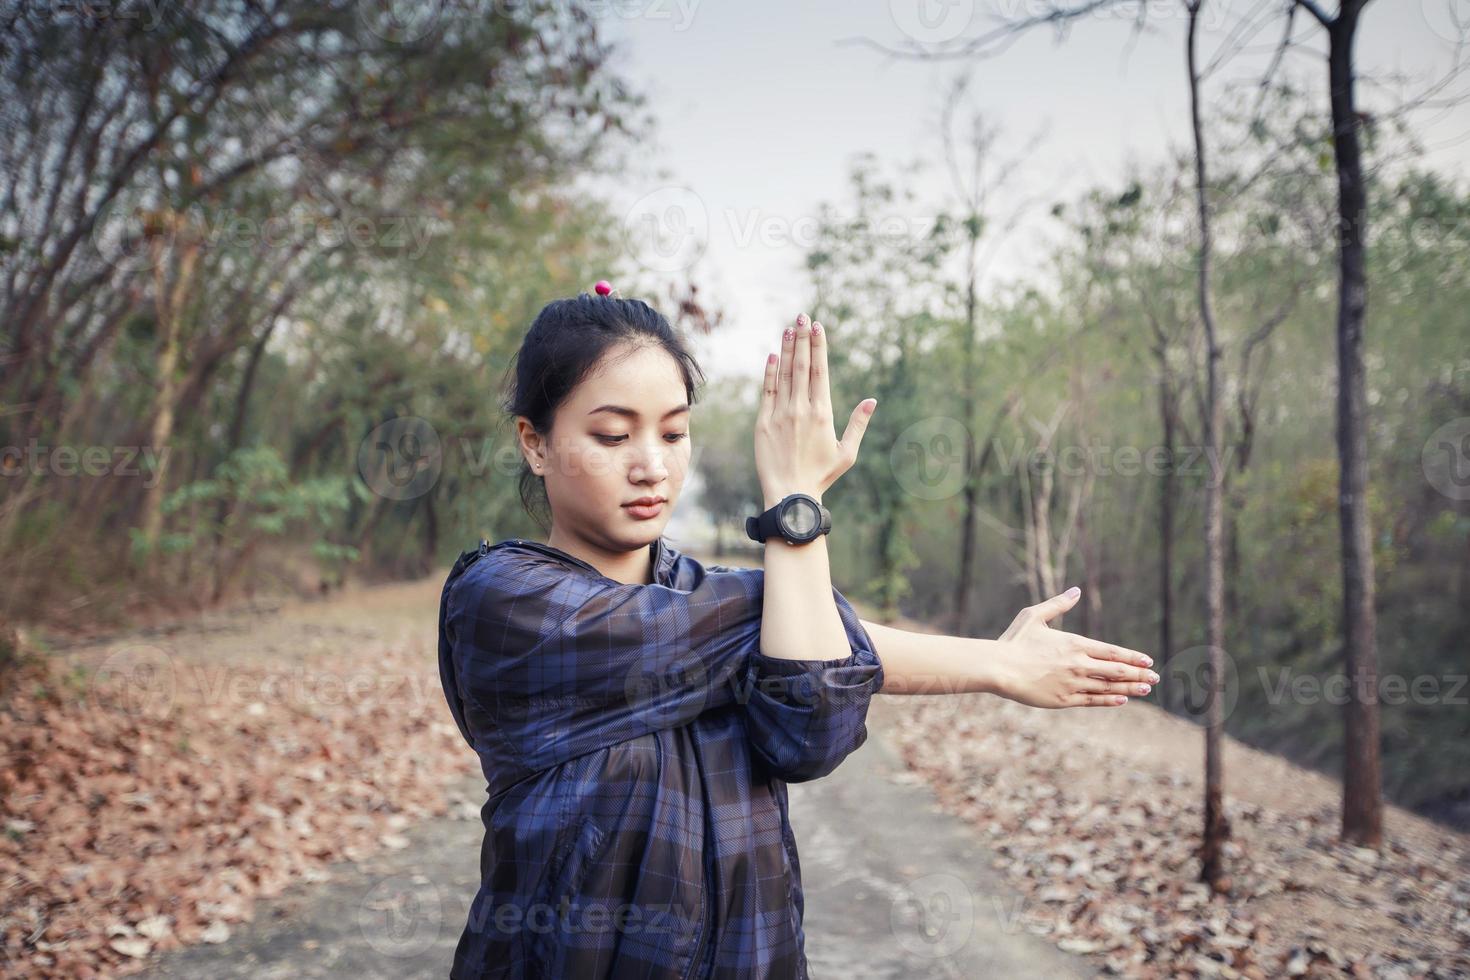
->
[838, 398, 877, 463]
[1034, 585, 1081, 623]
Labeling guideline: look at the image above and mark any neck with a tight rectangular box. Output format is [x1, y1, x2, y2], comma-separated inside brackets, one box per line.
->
[545, 529, 658, 585]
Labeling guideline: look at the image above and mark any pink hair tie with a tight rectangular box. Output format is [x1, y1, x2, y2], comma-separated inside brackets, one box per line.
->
[594, 280, 613, 297]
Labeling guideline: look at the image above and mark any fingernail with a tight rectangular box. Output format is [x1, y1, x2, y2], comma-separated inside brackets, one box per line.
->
[1063, 586, 1080, 599]
[796, 314, 808, 327]
[768, 353, 777, 365]
[1148, 671, 1159, 684]
[1137, 684, 1151, 695]
[1143, 656, 1154, 667]
[784, 327, 793, 340]
[812, 322, 822, 335]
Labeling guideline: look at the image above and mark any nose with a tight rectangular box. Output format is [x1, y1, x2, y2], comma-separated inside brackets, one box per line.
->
[630, 439, 671, 484]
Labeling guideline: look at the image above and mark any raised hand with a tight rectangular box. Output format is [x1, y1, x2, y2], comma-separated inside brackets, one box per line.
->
[755, 312, 876, 506]
[993, 588, 1159, 708]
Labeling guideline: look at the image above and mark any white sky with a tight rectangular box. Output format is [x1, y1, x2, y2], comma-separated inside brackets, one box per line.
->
[588, 0, 1470, 385]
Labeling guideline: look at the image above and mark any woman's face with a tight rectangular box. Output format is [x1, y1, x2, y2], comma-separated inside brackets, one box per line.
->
[518, 342, 693, 555]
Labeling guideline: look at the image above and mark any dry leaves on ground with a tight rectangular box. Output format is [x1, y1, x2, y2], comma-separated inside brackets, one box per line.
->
[0, 639, 471, 979]
[883, 695, 1470, 980]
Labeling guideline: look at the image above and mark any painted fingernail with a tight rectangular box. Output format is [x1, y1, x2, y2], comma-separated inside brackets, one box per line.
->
[1143, 656, 1153, 667]
[1148, 671, 1159, 683]
[768, 353, 777, 365]
[1137, 684, 1151, 694]
[796, 313, 808, 327]
[1115, 696, 1128, 705]
[784, 327, 794, 340]
[812, 322, 822, 335]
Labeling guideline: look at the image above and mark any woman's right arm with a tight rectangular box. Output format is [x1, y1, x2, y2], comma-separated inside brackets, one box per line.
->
[735, 312, 886, 782]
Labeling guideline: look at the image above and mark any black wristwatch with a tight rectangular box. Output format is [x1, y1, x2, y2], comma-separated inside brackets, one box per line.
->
[745, 492, 831, 546]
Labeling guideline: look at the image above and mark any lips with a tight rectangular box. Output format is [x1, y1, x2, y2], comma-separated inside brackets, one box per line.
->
[623, 497, 666, 520]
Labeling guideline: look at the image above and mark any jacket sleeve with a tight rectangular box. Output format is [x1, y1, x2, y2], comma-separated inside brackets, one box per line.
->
[739, 585, 885, 783]
[443, 549, 769, 774]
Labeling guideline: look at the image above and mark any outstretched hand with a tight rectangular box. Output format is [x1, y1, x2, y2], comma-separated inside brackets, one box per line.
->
[755, 312, 876, 505]
[993, 588, 1158, 708]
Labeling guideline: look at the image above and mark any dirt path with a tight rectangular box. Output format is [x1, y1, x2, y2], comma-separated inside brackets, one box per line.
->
[137, 704, 1088, 980]
[102, 565, 1091, 979]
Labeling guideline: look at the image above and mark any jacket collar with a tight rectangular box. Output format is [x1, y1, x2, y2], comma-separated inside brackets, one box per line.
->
[499, 536, 676, 587]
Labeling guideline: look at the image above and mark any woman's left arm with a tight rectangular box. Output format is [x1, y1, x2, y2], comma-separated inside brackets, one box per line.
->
[858, 588, 1159, 709]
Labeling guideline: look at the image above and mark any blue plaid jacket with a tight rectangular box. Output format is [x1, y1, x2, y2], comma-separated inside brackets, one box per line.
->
[437, 535, 884, 979]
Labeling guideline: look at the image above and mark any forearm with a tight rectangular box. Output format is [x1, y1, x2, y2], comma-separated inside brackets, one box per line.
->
[857, 617, 1009, 697]
[758, 493, 852, 663]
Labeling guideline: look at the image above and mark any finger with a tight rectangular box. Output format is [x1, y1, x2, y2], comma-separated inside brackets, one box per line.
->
[837, 398, 877, 466]
[758, 352, 779, 424]
[792, 313, 811, 405]
[1031, 587, 1082, 624]
[1075, 635, 1154, 669]
[1082, 661, 1156, 685]
[810, 320, 832, 416]
[1069, 692, 1130, 708]
[1081, 679, 1153, 698]
[778, 318, 797, 410]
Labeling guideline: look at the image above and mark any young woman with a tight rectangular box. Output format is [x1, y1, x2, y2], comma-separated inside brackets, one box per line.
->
[437, 287, 1157, 979]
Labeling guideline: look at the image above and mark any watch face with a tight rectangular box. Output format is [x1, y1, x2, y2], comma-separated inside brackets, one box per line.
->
[781, 497, 820, 537]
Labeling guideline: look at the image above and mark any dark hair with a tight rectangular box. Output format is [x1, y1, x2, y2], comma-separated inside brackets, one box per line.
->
[502, 292, 706, 532]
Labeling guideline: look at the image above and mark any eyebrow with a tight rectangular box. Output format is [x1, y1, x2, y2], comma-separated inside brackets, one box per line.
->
[587, 404, 691, 420]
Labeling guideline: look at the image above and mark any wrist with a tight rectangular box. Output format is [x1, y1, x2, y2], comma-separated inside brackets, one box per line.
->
[761, 488, 824, 510]
[976, 638, 1017, 699]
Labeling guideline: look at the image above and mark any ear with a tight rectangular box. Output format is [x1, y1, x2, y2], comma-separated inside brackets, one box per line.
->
[515, 417, 546, 472]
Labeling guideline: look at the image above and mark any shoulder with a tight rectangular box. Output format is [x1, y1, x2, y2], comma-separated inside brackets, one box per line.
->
[445, 540, 589, 616]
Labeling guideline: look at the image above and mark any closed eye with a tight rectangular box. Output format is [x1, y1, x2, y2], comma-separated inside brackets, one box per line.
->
[596, 433, 688, 445]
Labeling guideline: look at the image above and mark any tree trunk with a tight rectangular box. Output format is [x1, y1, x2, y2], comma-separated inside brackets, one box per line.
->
[954, 228, 981, 635]
[1186, 0, 1232, 889]
[1328, 0, 1382, 849]
[1158, 370, 1178, 713]
[137, 229, 201, 557]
